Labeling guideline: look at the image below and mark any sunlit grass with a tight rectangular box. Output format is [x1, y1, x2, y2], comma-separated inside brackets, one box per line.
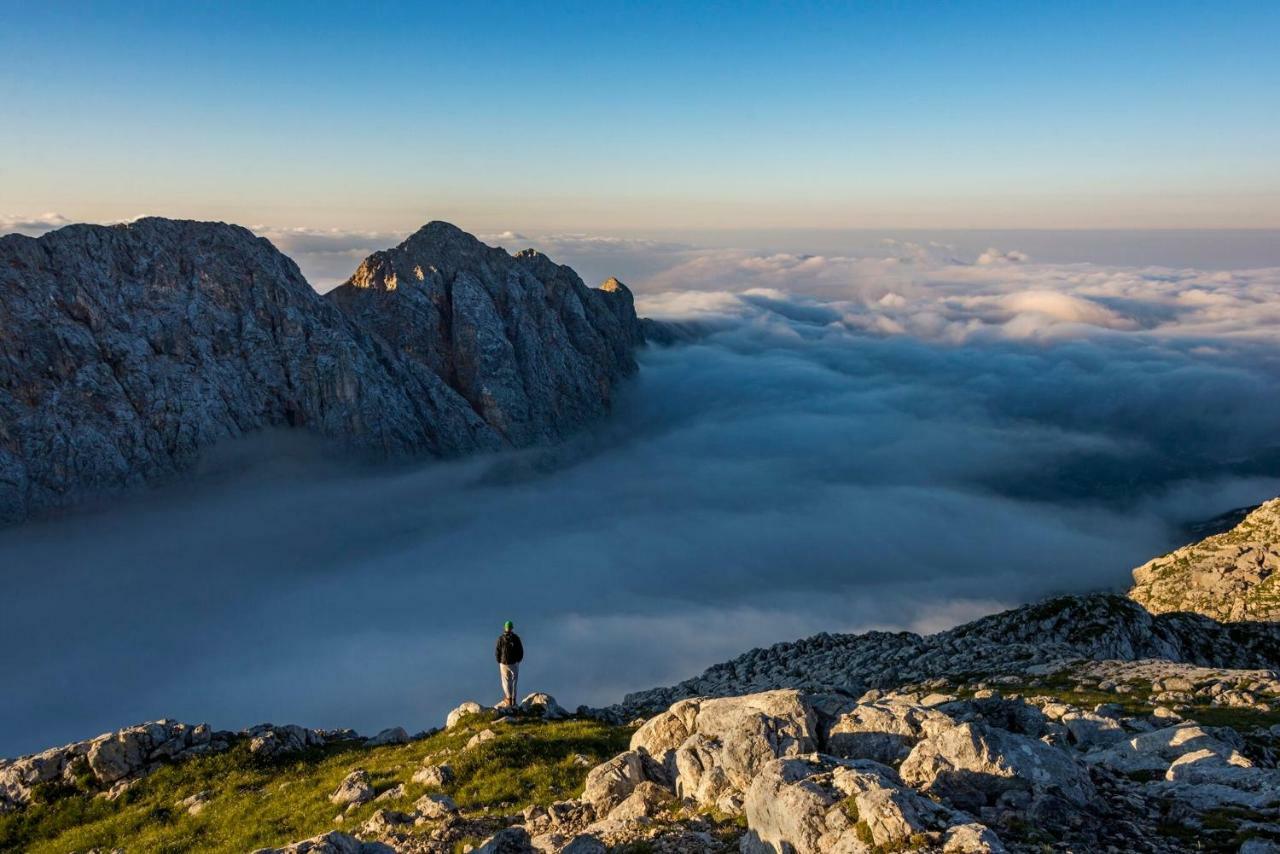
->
[1, 712, 632, 854]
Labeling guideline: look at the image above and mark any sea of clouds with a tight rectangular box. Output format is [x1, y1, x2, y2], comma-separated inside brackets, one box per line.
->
[2, 221, 1279, 756]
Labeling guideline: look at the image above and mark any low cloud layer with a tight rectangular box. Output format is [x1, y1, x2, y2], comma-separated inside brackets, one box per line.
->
[2, 232, 1280, 756]
[0, 212, 73, 235]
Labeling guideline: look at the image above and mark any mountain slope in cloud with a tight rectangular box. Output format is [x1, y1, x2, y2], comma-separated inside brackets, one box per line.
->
[0, 218, 641, 523]
[327, 222, 643, 446]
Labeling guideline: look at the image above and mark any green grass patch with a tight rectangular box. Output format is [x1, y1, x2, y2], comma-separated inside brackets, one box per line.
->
[0, 715, 632, 854]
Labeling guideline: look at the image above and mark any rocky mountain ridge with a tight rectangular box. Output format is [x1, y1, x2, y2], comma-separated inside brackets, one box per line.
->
[1131, 497, 1280, 622]
[612, 593, 1280, 719]
[0, 218, 643, 524]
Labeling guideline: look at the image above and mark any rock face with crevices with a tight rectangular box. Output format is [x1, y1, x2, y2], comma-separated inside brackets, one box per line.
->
[0, 218, 641, 523]
[326, 224, 643, 447]
[1130, 497, 1280, 622]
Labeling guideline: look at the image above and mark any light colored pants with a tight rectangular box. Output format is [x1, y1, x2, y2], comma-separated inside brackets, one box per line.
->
[500, 663, 519, 705]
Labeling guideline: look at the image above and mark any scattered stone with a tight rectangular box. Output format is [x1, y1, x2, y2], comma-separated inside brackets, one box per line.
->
[358, 808, 415, 837]
[413, 792, 458, 820]
[329, 770, 374, 807]
[178, 789, 212, 815]
[247, 724, 327, 758]
[558, 834, 607, 854]
[466, 729, 497, 750]
[473, 825, 537, 853]
[447, 702, 484, 729]
[606, 781, 673, 821]
[519, 693, 569, 720]
[373, 783, 405, 803]
[411, 763, 454, 787]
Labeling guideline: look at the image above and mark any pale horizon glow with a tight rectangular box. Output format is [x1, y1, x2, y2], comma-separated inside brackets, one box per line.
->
[2, 1, 1278, 232]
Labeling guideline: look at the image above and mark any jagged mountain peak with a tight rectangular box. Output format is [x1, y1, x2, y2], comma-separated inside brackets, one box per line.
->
[0, 218, 643, 523]
[327, 223, 643, 446]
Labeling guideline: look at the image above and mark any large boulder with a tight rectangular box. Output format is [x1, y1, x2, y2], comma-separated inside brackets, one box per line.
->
[1145, 748, 1280, 812]
[1083, 724, 1243, 775]
[899, 721, 1096, 815]
[580, 750, 665, 815]
[630, 689, 823, 812]
[824, 699, 955, 764]
[605, 781, 673, 822]
[740, 755, 1004, 854]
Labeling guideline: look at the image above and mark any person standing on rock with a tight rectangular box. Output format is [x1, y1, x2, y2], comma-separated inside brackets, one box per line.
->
[495, 620, 524, 709]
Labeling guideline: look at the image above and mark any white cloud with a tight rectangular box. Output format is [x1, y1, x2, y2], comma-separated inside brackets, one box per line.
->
[633, 246, 1280, 344]
[976, 247, 1030, 265]
[0, 212, 73, 236]
[5, 223, 1280, 751]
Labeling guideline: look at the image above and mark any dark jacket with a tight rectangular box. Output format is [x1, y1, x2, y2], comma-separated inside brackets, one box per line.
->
[496, 631, 524, 665]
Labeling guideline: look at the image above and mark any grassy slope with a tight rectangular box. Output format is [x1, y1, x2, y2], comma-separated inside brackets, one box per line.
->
[1, 711, 632, 854]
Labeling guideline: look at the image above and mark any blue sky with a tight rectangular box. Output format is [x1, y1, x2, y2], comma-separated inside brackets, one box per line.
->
[2, 1, 1278, 231]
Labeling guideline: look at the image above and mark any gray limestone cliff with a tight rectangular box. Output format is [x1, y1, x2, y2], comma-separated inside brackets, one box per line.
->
[326, 222, 643, 447]
[0, 218, 642, 524]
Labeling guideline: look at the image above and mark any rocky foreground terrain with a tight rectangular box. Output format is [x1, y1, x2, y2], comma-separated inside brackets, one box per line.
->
[3, 505, 1280, 853]
[0, 219, 643, 523]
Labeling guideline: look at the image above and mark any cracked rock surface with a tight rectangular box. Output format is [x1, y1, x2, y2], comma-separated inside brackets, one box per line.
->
[0, 218, 641, 523]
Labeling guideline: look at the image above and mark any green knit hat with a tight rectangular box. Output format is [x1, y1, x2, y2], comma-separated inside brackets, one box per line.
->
[504, 621, 514, 631]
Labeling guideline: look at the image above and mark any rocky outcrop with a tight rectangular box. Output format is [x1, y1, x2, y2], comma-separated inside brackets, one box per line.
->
[898, 719, 1097, 814]
[612, 686, 1280, 851]
[616, 593, 1280, 716]
[326, 224, 642, 447]
[0, 718, 354, 811]
[0, 218, 642, 523]
[1131, 497, 1280, 622]
[626, 690, 823, 813]
[741, 756, 1004, 854]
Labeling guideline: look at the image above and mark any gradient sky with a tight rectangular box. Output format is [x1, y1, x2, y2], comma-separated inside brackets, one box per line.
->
[2, 0, 1278, 232]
